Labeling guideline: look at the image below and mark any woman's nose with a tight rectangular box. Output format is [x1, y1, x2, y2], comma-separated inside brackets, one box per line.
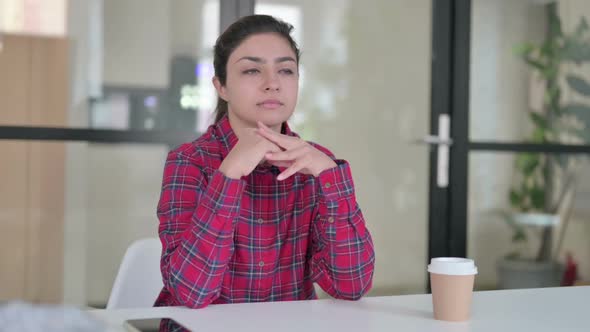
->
[263, 73, 280, 91]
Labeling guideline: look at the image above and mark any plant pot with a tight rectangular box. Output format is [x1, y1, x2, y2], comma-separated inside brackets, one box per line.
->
[512, 212, 560, 227]
[497, 257, 563, 289]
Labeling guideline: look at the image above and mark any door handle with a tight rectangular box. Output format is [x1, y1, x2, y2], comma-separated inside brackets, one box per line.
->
[413, 114, 451, 188]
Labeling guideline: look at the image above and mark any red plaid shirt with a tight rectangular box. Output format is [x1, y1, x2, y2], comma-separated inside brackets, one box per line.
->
[155, 115, 375, 310]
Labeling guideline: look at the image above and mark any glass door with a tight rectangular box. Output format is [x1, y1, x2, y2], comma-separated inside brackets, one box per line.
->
[255, 0, 440, 296]
[461, 0, 590, 290]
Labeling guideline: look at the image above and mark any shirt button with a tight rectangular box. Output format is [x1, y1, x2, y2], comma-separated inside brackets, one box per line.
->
[257, 218, 264, 224]
[259, 261, 265, 267]
[328, 217, 335, 223]
[324, 182, 332, 189]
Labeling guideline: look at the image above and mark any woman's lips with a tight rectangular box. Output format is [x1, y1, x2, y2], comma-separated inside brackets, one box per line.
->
[257, 100, 283, 110]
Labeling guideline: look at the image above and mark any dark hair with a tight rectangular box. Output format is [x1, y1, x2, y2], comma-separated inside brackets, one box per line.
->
[213, 15, 301, 123]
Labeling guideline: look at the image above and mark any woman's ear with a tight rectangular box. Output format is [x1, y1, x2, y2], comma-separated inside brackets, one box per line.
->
[212, 77, 228, 101]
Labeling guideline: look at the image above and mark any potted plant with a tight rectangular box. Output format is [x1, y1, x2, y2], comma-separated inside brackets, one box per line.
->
[497, 4, 590, 289]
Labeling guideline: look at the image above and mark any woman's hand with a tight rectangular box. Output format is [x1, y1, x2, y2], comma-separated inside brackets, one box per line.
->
[256, 121, 337, 181]
[219, 127, 282, 179]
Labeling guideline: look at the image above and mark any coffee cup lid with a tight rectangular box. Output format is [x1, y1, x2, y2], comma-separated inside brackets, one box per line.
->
[428, 257, 478, 275]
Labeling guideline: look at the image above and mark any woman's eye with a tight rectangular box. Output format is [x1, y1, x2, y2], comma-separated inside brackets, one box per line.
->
[280, 69, 294, 75]
[243, 69, 260, 75]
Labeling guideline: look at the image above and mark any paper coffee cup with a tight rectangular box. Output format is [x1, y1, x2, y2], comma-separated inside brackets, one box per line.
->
[428, 257, 478, 322]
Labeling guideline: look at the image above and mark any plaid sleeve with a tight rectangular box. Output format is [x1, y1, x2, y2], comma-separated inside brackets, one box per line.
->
[157, 150, 245, 308]
[310, 160, 375, 300]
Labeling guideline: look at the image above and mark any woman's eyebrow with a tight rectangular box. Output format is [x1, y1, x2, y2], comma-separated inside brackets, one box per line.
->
[235, 56, 296, 64]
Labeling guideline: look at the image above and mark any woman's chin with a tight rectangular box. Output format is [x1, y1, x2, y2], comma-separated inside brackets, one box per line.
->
[255, 113, 291, 127]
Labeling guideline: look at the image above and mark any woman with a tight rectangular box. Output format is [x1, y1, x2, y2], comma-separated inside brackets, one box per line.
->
[156, 14, 375, 310]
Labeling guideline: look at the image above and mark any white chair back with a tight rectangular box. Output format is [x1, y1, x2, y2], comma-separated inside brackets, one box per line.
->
[106, 238, 163, 309]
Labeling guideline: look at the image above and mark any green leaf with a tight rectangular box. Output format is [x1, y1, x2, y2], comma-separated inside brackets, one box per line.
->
[510, 189, 523, 208]
[562, 104, 590, 135]
[548, 84, 560, 101]
[548, 6, 563, 38]
[566, 75, 590, 96]
[514, 42, 535, 57]
[516, 153, 540, 175]
[512, 229, 528, 243]
[541, 38, 560, 60]
[530, 113, 548, 129]
[496, 210, 528, 244]
[562, 104, 590, 114]
[532, 127, 546, 143]
[506, 251, 521, 260]
[524, 57, 546, 72]
[575, 17, 589, 38]
[562, 39, 590, 64]
[530, 186, 546, 210]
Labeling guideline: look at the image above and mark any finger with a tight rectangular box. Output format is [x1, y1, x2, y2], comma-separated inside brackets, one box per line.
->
[256, 127, 295, 149]
[253, 131, 282, 153]
[265, 146, 308, 161]
[277, 159, 306, 181]
[265, 140, 283, 153]
[267, 160, 293, 168]
[256, 121, 299, 149]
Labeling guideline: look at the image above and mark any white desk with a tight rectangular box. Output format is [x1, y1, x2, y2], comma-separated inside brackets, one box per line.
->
[89, 286, 589, 331]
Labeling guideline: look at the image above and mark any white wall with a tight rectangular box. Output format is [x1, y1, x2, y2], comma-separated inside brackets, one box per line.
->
[102, 0, 170, 87]
[169, 0, 203, 57]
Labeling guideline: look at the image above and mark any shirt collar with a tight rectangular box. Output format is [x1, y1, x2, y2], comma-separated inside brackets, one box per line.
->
[215, 113, 296, 160]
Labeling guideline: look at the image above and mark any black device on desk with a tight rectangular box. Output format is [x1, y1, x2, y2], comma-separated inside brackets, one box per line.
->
[124, 318, 191, 331]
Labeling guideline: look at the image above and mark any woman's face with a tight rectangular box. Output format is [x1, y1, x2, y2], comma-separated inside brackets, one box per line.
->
[214, 32, 299, 130]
